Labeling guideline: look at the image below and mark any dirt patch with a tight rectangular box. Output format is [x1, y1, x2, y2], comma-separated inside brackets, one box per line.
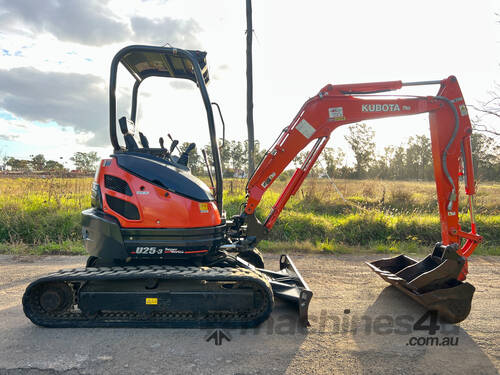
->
[0, 254, 498, 374]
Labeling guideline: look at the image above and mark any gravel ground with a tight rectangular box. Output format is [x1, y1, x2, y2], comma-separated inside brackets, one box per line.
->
[0, 253, 498, 375]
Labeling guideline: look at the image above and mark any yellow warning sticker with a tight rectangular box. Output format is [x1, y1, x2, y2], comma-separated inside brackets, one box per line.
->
[459, 104, 468, 117]
[199, 203, 208, 213]
[145, 298, 158, 305]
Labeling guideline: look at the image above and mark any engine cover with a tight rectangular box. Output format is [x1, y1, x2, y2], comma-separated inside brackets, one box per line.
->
[96, 155, 221, 229]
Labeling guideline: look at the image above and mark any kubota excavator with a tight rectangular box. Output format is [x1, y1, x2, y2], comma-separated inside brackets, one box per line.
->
[22, 45, 481, 328]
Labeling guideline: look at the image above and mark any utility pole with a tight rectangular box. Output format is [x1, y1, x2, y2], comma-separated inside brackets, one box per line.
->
[246, 0, 255, 177]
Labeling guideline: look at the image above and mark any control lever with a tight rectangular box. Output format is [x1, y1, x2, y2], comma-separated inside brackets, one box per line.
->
[178, 143, 196, 166]
[168, 133, 181, 154]
[159, 137, 170, 159]
[139, 132, 149, 149]
[169, 139, 179, 154]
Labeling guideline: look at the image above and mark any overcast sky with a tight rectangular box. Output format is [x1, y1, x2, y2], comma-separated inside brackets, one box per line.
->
[0, 0, 498, 166]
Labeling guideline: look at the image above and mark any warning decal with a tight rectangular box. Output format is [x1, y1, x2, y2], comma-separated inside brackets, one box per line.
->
[199, 203, 209, 213]
[296, 119, 315, 139]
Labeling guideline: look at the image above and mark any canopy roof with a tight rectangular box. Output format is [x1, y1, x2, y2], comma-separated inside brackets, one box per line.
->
[120, 48, 209, 84]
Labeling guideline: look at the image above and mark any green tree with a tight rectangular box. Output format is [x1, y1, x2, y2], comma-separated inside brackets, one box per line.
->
[292, 150, 323, 177]
[388, 145, 406, 180]
[372, 146, 395, 179]
[6, 157, 30, 171]
[70, 151, 100, 173]
[30, 154, 46, 171]
[179, 142, 202, 175]
[219, 141, 232, 174]
[45, 160, 65, 171]
[405, 135, 432, 180]
[230, 140, 246, 173]
[322, 147, 346, 177]
[202, 144, 214, 165]
[254, 141, 267, 166]
[470, 132, 500, 180]
[345, 123, 375, 178]
[244, 140, 266, 175]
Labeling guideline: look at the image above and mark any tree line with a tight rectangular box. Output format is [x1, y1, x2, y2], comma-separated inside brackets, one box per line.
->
[299, 123, 500, 181]
[2, 152, 100, 173]
[187, 123, 500, 182]
[2, 124, 499, 181]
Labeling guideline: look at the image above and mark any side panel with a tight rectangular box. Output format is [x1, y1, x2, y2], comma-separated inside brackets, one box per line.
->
[81, 208, 128, 259]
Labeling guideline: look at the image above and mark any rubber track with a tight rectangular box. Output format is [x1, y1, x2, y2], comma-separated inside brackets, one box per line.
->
[23, 265, 274, 328]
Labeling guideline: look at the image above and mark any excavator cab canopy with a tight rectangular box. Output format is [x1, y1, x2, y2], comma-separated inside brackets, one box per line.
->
[108, 45, 223, 211]
[109, 45, 212, 152]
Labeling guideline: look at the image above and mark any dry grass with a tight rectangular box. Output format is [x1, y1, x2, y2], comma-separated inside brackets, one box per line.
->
[0, 176, 499, 255]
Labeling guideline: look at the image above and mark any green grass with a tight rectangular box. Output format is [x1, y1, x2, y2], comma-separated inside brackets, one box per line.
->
[0, 176, 499, 256]
[258, 239, 500, 256]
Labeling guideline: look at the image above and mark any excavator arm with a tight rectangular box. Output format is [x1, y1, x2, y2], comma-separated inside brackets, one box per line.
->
[243, 76, 482, 280]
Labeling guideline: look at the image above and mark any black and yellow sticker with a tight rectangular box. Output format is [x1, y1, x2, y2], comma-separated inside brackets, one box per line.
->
[145, 297, 158, 305]
[199, 203, 208, 213]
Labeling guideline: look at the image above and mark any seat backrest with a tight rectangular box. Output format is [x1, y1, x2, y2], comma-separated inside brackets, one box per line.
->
[119, 117, 149, 150]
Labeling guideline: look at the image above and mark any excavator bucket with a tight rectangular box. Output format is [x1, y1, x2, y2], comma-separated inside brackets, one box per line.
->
[367, 243, 475, 323]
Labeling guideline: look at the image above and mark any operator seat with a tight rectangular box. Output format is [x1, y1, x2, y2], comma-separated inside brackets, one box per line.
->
[118, 117, 150, 151]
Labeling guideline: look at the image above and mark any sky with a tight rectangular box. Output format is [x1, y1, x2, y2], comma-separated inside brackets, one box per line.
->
[0, 0, 498, 168]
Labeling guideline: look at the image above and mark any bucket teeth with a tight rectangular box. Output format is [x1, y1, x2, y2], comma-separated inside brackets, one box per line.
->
[367, 243, 474, 323]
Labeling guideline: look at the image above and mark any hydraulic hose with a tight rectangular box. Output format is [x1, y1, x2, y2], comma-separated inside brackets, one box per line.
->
[434, 96, 460, 211]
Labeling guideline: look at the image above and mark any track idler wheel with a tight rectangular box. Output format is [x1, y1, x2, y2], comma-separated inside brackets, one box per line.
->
[37, 282, 73, 313]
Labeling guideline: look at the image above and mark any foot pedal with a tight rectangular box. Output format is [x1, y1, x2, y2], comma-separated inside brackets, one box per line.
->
[367, 243, 475, 323]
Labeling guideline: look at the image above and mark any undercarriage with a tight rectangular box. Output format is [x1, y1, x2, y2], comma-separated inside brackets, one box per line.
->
[23, 253, 312, 328]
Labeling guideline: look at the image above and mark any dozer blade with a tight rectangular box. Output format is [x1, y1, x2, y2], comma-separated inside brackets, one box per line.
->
[255, 255, 313, 326]
[367, 243, 474, 323]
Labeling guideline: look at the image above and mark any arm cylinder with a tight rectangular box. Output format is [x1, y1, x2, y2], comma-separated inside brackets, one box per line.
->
[462, 135, 476, 195]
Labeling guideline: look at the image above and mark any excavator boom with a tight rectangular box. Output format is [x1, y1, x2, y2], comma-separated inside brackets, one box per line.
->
[244, 76, 481, 266]
[241, 76, 482, 323]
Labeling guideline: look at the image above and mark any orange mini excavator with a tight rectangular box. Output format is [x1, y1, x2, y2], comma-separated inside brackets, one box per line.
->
[23, 45, 481, 328]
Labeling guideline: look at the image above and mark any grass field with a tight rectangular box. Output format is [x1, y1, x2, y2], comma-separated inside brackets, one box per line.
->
[0, 176, 499, 256]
